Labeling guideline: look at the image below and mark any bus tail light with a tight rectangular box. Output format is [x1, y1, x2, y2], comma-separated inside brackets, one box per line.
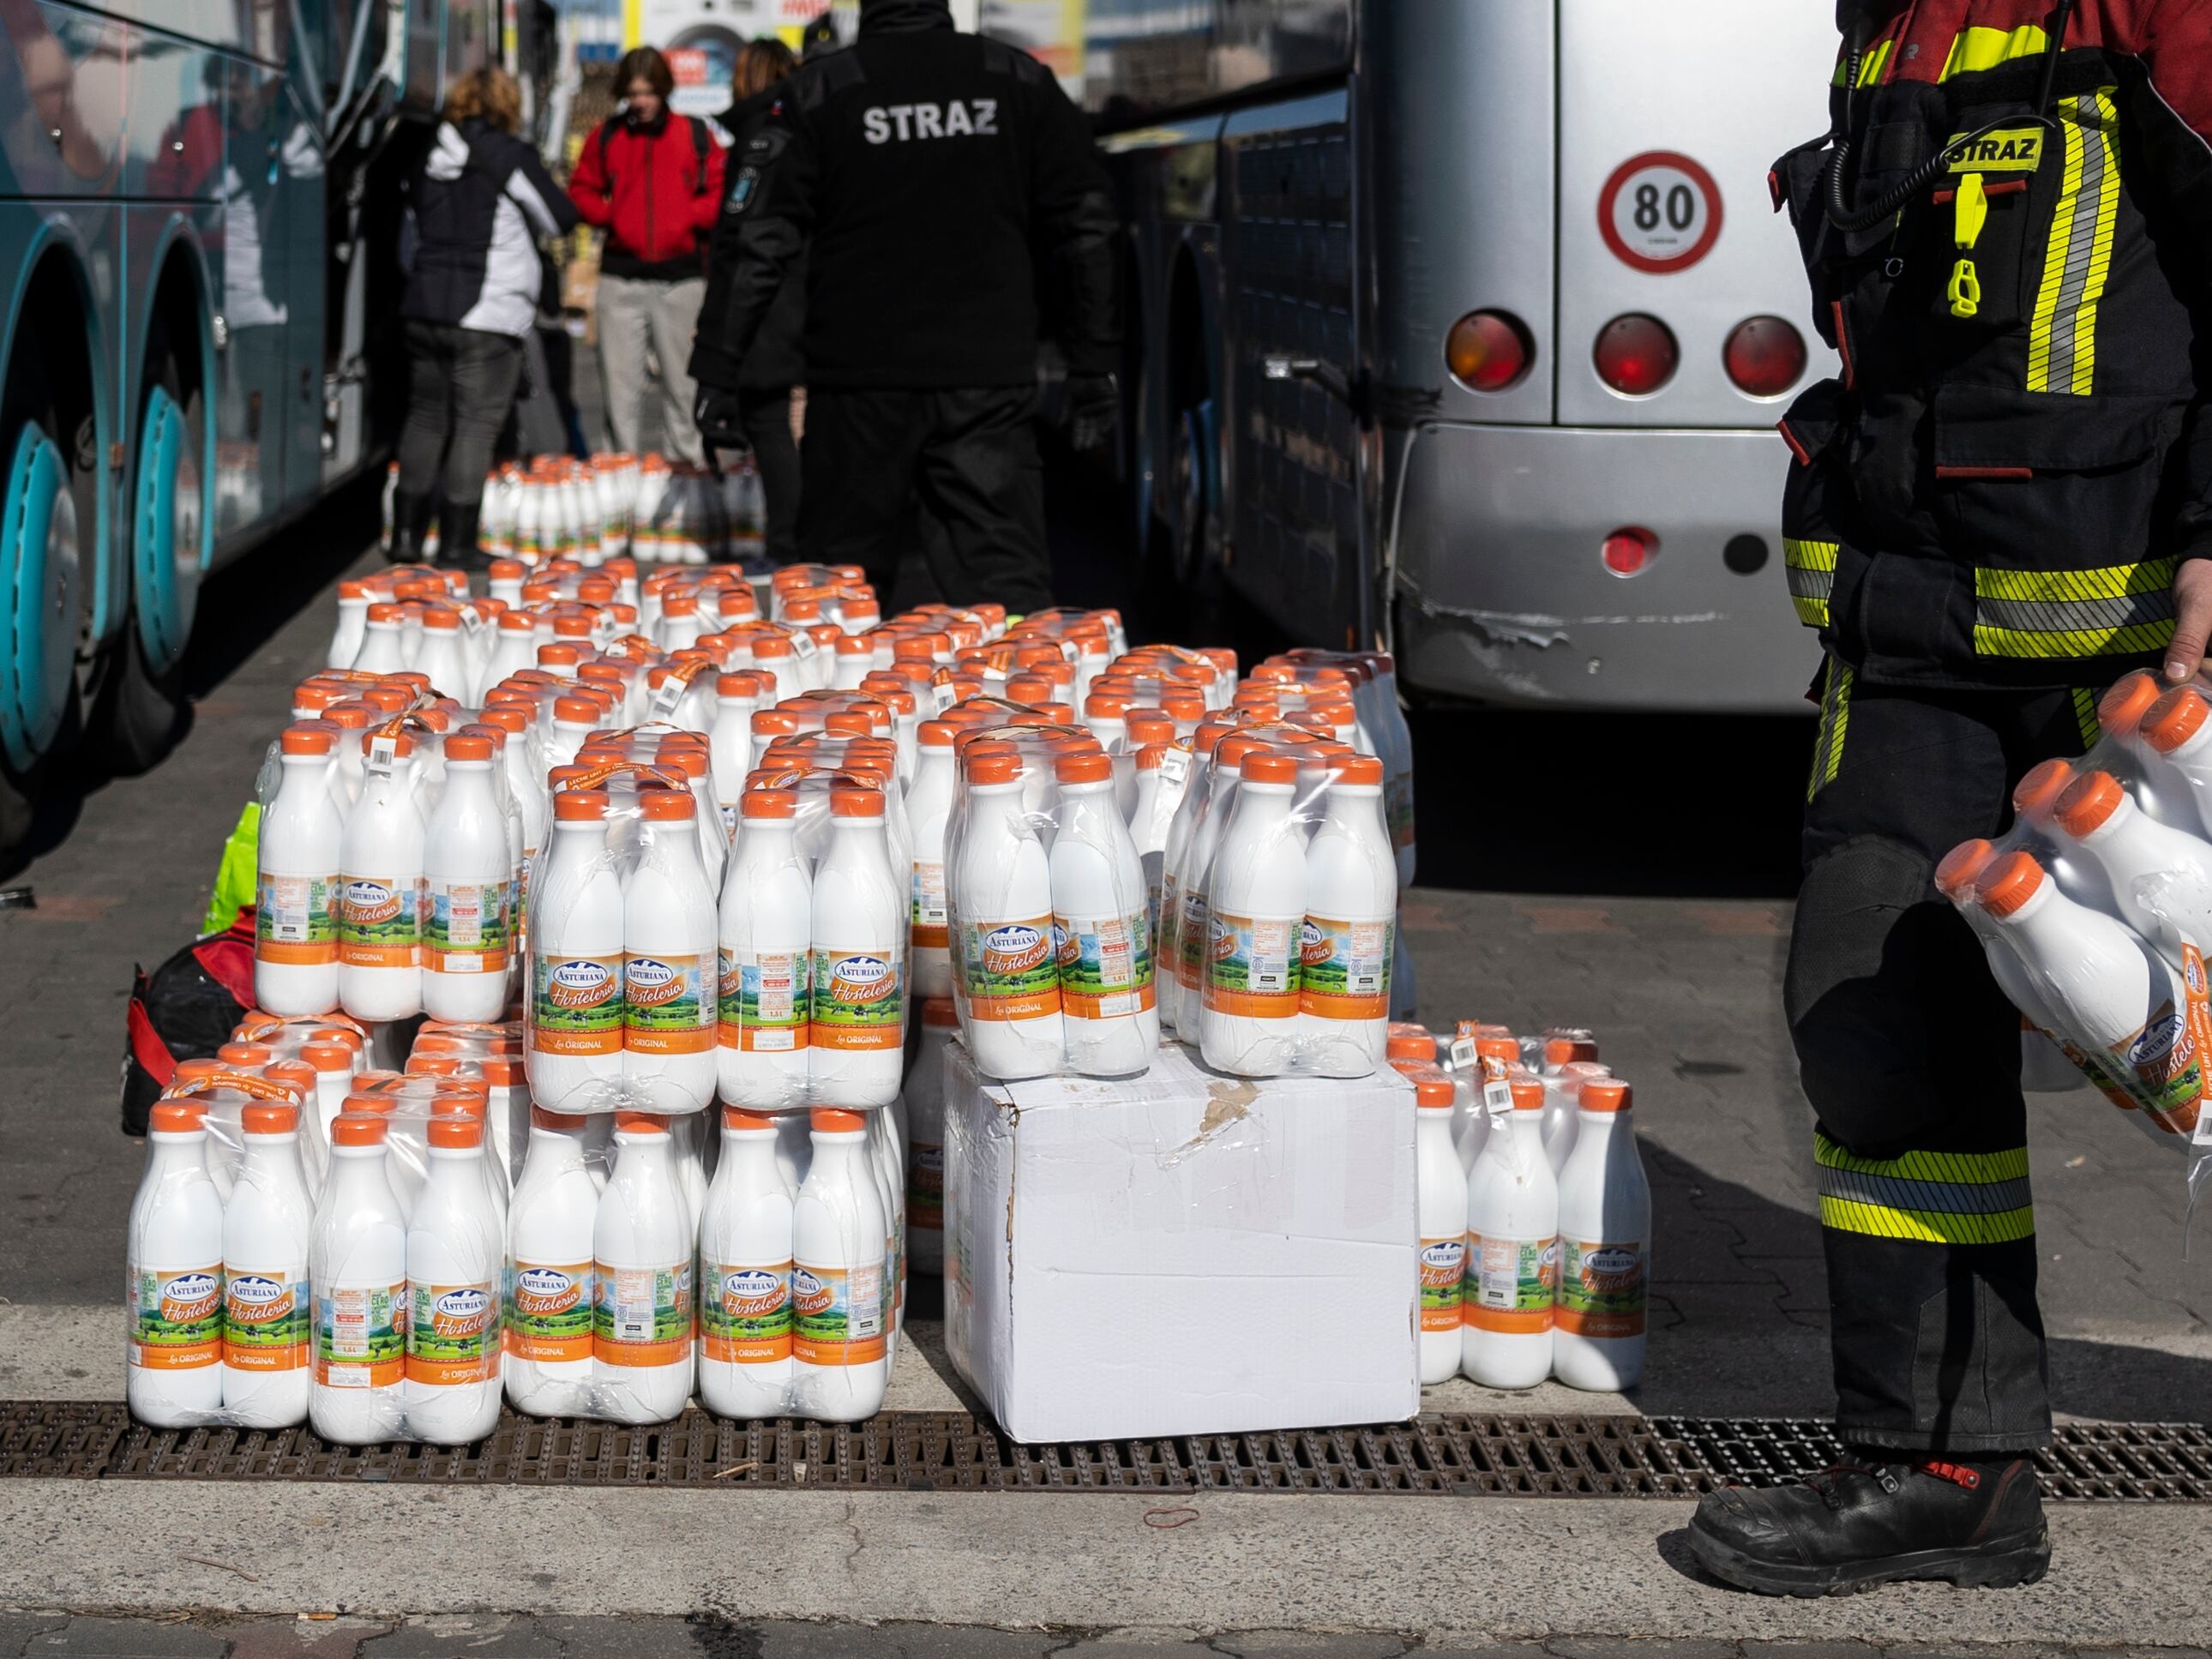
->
[1602, 526, 1657, 577]
[1593, 315, 1677, 395]
[1445, 310, 1533, 393]
[1723, 316, 1807, 397]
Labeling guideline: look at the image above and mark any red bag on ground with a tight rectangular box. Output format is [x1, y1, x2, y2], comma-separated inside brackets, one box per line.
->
[120, 908, 257, 1134]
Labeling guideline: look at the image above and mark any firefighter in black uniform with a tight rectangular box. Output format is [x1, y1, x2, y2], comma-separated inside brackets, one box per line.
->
[687, 0, 1118, 608]
[1687, 0, 2212, 1596]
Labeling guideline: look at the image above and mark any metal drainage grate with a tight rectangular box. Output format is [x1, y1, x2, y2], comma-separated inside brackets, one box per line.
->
[3, 1404, 2209, 1499]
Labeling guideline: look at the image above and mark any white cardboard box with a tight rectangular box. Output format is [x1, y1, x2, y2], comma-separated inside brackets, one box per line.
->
[942, 1038, 1419, 1442]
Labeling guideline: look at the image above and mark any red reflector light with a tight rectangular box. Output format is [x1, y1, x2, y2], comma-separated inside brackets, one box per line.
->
[1601, 526, 1657, 577]
[1445, 310, 1534, 394]
[1723, 316, 1808, 397]
[1593, 315, 1678, 396]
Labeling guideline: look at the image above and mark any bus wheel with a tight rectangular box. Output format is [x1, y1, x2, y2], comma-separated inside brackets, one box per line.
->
[0, 401, 87, 852]
[98, 332, 199, 773]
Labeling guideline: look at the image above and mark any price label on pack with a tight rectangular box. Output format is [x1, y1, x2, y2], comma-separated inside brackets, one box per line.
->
[1159, 747, 1191, 788]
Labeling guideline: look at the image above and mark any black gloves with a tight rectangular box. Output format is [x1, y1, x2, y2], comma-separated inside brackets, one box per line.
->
[694, 386, 750, 454]
[1065, 372, 1120, 453]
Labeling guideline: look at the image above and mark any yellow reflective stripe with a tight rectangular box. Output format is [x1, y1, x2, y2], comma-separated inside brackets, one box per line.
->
[1974, 617, 2178, 659]
[1793, 595, 1831, 627]
[1938, 22, 2048, 81]
[1818, 1194, 2038, 1244]
[2072, 686, 2101, 748]
[1974, 556, 2175, 604]
[1808, 663, 1852, 801]
[1815, 1136, 2029, 1183]
[1835, 38, 1894, 87]
[2028, 90, 2120, 395]
[1785, 538, 1839, 573]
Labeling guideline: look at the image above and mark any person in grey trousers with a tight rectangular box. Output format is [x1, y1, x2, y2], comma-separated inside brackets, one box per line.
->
[567, 45, 725, 465]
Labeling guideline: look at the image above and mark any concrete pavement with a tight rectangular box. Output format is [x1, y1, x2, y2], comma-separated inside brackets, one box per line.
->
[4, 486, 2212, 1642]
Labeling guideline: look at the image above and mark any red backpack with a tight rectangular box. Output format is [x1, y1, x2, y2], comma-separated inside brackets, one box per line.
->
[121, 908, 258, 1134]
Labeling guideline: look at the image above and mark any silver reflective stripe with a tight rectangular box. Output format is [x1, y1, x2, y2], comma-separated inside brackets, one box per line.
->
[1818, 1165, 2035, 1217]
[1975, 587, 2174, 636]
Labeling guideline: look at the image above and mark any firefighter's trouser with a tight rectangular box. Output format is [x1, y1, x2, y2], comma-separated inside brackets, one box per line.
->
[1788, 662, 2102, 1452]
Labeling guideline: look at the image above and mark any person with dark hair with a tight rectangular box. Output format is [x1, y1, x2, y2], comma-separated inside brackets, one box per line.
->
[702, 37, 806, 563]
[568, 44, 725, 464]
[395, 68, 579, 567]
[688, 0, 1118, 610]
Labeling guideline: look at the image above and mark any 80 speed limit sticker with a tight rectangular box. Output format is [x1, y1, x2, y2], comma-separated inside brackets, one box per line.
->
[1597, 152, 1722, 274]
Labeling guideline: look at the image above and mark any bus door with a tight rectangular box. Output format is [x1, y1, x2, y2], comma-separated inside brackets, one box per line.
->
[277, 79, 326, 505]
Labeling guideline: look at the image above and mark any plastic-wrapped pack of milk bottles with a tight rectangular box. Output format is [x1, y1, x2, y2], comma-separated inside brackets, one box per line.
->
[1939, 668, 2212, 1157]
[941, 723, 1162, 1080]
[1146, 719, 1398, 1078]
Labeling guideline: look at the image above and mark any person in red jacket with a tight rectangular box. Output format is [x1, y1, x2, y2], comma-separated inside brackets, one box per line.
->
[568, 46, 725, 466]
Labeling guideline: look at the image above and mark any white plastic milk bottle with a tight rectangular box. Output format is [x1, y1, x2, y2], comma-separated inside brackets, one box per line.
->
[221, 1101, 316, 1425]
[1461, 1076, 1559, 1389]
[257, 726, 343, 1017]
[1414, 1073, 1468, 1386]
[809, 787, 905, 1108]
[903, 997, 958, 1275]
[1298, 753, 1395, 1077]
[697, 1106, 798, 1417]
[528, 790, 626, 1112]
[592, 1112, 695, 1423]
[503, 1108, 600, 1415]
[718, 787, 814, 1107]
[905, 720, 959, 1001]
[1936, 839, 2087, 1095]
[954, 746, 1065, 1079]
[1551, 1079, 1650, 1391]
[338, 731, 425, 1022]
[1049, 748, 1159, 1075]
[623, 787, 720, 1115]
[1201, 749, 1307, 1076]
[422, 733, 512, 1023]
[1977, 851, 2206, 1131]
[790, 1108, 889, 1422]
[127, 1101, 226, 1425]
[2053, 768, 2212, 968]
[309, 1111, 410, 1444]
[405, 1115, 503, 1442]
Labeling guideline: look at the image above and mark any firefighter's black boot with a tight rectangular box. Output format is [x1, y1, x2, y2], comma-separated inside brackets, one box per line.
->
[434, 498, 492, 573]
[1686, 1456, 2047, 1596]
[388, 490, 436, 565]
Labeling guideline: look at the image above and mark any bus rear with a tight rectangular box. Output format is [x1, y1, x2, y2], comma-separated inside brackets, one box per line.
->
[1373, 0, 1838, 712]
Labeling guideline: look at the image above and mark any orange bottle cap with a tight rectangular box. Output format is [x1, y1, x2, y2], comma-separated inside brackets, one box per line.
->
[2098, 669, 2162, 736]
[2054, 770, 2127, 839]
[722, 1107, 779, 1131]
[330, 1111, 389, 1146]
[429, 1116, 484, 1149]
[2142, 687, 2211, 755]
[812, 1108, 867, 1132]
[1509, 1078, 1546, 1111]
[243, 1102, 300, 1134]
[2012, 756, 2077, 821]
[614, 1111, 666, 1135]
[149, 1102, 207, 1133]
[1975, 849, 2047, 917]
[1578, 1079, 1632, 1113]
[1934, 839, 1999, 900]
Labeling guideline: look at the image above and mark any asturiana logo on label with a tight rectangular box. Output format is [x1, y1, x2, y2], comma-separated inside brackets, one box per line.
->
[723, 1268, 784, 1316]
[340, 881, 402, 924]
[433, 1288, 494, 1336]
[161, 1272, 221, 1322]
[792, 1268, 832, 1315]
[625, 958, 683, 1006]
[829, 955, 892, 1003]
[1300, 920, 1332, 966]
[515, 1268, 582, 1314]
[983, 924, 1048, 976]
[2131, 1007, 2186, 1068]
[549, 959, 617, 1008]
[1578, 1246, 1642, 1294]
[225, 1275, 293, 1321]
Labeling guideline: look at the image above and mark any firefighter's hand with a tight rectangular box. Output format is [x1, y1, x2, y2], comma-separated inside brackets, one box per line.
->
[694, 387, 750, 454]
[2167, 559, 2212, 682]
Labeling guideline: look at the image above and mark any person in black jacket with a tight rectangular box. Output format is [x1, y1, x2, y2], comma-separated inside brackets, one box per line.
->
[395, 68, 580, 567]
[688, 0, 1118, 610]
[712, 38, 808, 565]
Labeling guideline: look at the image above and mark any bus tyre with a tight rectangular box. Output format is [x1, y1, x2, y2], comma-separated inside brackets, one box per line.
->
[98, 336, 201, 776]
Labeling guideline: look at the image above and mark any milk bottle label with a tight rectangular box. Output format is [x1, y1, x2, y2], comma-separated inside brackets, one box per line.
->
[959, 917, 1061, 1020]
[504, 1260, 594, 1362]
[407, 1281, 500, 1386]
[1204, 911, 1300, 1018]
[625, 953, 715, 1055]
[911, 862, 949, 949]
[593, 1260, 694, 1367]
[718, 947, 810, 1052]
[426, 881, 510, 975]
[1299, 916, 1392, 1020]
[1055, 907, 1155, 1018]
[810, 948, 904, 1049]
[532, 955, 624, 1055]
[1417, 1237, 1466, 1333]
[1555, 1239, 1646, 1337]
[222, 1268, 310, 1372]
[700, 1259, 794, 1364]
[1175, 893, 1208, 989]
[1463, 1233, 1557, 1333]
[315, 1281, 407, 1386]
[2100, 947, 2212, 1133]
[909, 1142, 944, 1230]
[337, 875, 422, 967]
[256, 877, 336, 965]
[793, 1261, 887, 1365]
[128, 1265, 223, 1371]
